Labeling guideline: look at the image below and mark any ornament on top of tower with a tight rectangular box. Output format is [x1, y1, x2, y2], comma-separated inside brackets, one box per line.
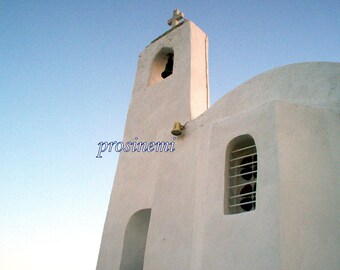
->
[167, 9, 185, 28]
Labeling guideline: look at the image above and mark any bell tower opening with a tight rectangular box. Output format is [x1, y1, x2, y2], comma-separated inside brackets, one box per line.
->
[161, 53, 174, 79]
[149, 47, 174, 85]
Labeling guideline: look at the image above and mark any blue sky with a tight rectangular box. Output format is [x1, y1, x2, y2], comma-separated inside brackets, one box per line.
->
[1, 1, 339, 269]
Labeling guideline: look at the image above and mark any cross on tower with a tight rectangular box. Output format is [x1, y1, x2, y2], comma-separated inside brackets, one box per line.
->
[167, 9, 184, 28]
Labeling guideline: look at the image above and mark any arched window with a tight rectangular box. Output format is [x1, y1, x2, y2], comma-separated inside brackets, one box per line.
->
[225, 135, 257, 214]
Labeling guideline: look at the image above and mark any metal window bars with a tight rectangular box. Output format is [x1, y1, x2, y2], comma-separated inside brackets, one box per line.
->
[229, 144, 257, 213]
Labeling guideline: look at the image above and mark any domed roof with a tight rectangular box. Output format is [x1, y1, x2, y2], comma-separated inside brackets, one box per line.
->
[205, 62, 340, 120]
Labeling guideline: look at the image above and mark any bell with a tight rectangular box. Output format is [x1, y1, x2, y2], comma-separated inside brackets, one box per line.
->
[161, 68, 172, 79]
[171, 122, 185, 136]
[161, 54, 174, 79]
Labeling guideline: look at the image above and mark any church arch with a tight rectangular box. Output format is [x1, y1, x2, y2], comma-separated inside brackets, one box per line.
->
[120, 208, 151, 270]
[224, 135, 257, 214]
[149, 47, 174, 85]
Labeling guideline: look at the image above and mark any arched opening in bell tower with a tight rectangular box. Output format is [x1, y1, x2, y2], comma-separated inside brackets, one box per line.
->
[149, 47, 174, 85]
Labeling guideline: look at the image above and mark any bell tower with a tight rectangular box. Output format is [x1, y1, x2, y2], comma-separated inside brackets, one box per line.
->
[97, 10, 209, 270]
[123, 10, 209, 140]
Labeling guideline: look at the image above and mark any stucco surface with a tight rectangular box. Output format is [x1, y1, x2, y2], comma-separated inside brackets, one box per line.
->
[97, 19, 340, 270]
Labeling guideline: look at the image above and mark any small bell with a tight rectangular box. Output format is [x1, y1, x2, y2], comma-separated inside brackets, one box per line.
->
[171, 122, 185, 136]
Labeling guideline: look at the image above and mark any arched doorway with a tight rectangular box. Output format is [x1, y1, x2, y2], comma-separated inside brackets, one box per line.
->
[120, 209, 151, 270]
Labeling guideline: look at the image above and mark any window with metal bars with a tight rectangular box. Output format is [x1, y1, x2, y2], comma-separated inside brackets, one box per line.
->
[225, 135, 257, 214]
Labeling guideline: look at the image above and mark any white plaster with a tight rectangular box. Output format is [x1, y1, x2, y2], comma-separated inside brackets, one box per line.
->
[97, 18, 340, 270]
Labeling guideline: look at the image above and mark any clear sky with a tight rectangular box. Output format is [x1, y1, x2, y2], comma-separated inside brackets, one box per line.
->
[1, 1, 339, 269]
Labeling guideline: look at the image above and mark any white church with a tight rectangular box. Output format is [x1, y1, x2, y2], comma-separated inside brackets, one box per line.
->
[96, 10, 340, 270]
